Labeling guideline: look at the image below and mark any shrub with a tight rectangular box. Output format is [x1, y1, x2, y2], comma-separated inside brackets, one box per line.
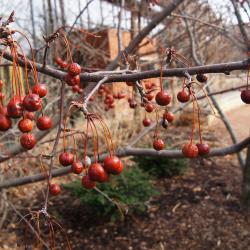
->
[64, 166, 159, 221]
[132, 156, 188, 178]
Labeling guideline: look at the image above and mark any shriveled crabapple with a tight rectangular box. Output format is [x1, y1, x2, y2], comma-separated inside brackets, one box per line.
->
[129, 100, 137, 109]
[164, 112, 174, 123]
[32, 84, 47, 98]
[0, 114, 12, 131]
[196, 143, 210, 155]
[82, 175, 96, 189]
[144, 103, 154, 113]
[22, 94, 42, 112]
[182, 143, 198, 158]
[0, 106, 7, 116]
[161, 119, 169, 129]
[118, 93, 126, 99]
[146, 93, 154, 101]
[196, 74, 208, 83]
[49, 183, 61, 196]
[88, 163, 109, 183]
[18, 118, 33, 132]
[67, 63, 81, 76]
[20, 133, 36, 150]
[143, 118, 151, 127]
[153, 138, 165, 151]
[71, 161, 83, 174]
[59, 152, 74, 166]
[7, 96, 23, 118]
[145, 82, 153, 89]
[55, 57, 67, 68]
[25, 112, 35, 120]
[65, 74, 80, 86]
[241, 89, 250, 104]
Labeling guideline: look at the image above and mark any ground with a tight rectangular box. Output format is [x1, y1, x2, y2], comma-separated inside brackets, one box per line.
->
[0, 105, 249, 250]
[1, 153, 250, 249]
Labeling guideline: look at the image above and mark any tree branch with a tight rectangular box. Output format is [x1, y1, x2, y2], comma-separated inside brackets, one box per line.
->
[2, 49, 250, 82]
[0, 137, 249, 190]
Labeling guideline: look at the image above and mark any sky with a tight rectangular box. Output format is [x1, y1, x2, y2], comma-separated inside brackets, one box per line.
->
[0, 0, 248, 49]
[1, 0, 241, 30]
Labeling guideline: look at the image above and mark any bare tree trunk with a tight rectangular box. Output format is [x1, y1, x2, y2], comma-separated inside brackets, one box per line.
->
[100, 0, 104, 25]
[29, 0, 37, 49]
[87, 3, 91, 29]
[78, 0, 83, 28]
[42, 0, 48, 36]
[53, 0, 59, 28]
[117, 0, 124, 54]
[130, 0, 138, 40]
[46, 0, 55, 63]
[231, 0, 250, 51]
[58, 0, 66, 27]
[243, 144, 250, 207]
[230, 0, 250, 206]
[47, 0, 54, 34]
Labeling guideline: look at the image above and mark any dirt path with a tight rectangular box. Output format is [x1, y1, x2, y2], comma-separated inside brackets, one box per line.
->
[211, 104, 250, 142]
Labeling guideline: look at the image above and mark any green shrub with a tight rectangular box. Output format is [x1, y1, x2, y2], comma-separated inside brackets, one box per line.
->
[132, 156, 188, 178]
[64, 166, 159, 221]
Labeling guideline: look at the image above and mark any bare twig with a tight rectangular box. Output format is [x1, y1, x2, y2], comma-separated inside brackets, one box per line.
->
[43, 81, 65, 210]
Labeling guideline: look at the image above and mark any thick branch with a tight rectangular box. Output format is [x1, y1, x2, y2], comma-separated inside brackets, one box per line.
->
[0, 137, 249, 190]
[2, 50, 250, 82]
[231, 0, 250, 51]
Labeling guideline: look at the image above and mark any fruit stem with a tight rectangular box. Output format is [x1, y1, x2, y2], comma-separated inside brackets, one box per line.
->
[159, 54, 164, 91]
[60, 31, 73, 64]
[39, 155, 49, 182]
[14, 30, 39, 85]
[89, 116, 100, 161]
[9, 43, 22, 97]
[14, 41, 31, 94]
[72, 134, 77, 161]
[153, 107, 159, 138]
[88, 117, 98, 163]
[194, 81, 216, 115]
[190, 88, 196, 145]
[193, 94, 203, 144]
[247, 51, 250, 90]
[93, 113, 115, 156]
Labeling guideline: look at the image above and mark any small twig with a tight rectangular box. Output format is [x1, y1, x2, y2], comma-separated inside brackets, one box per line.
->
[43, 81, 65, 211]
[67, 0, 94, 36]
[4, 199, 49, 249]
[84, 76, 109, 106]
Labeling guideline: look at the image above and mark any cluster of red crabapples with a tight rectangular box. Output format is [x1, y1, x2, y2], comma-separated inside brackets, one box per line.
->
[125, 73, 212, 158]
[50, 110, 124, 196]
[54, 26, 100, 95]
[0, 16, 53, 150]
[55, 58, 84, 95]
[0, 80, 52, 150]
[98, 84, 127, 111]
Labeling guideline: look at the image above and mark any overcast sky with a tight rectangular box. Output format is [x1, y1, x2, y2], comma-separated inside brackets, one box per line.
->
[0, 0, 239, 29]
[0, 0, 247, 49]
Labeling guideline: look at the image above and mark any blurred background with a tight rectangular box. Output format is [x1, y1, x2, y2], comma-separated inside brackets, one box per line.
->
[0, 0, 250, 249]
